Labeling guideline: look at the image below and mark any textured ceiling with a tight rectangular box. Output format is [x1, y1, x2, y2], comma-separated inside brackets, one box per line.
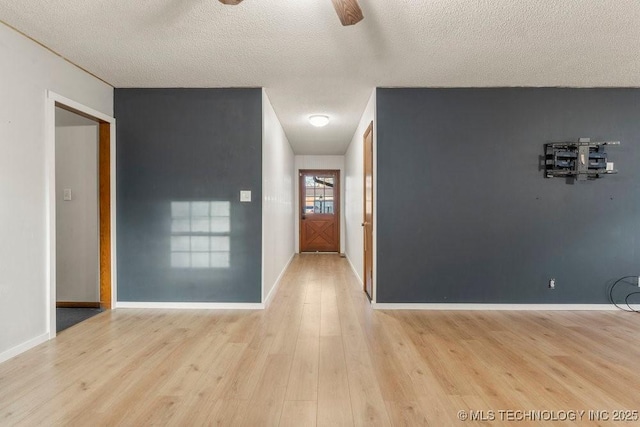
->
[2, 1, 640, 154]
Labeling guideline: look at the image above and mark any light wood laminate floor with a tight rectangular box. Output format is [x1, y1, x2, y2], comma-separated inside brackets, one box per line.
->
[2, 254, 640, 426]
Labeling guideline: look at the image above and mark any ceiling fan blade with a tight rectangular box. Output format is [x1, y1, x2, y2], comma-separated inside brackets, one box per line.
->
[218, 0, 243, 4]
[331, 0, 364, 26]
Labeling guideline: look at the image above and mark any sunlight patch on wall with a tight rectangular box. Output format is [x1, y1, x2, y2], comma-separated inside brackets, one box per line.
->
[170, 201, 230, 268]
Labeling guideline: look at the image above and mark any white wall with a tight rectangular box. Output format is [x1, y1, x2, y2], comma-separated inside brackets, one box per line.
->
[294, 155, 345, 253]
[344, 89, 376, 290]
[55, 121, 100, 302]
[262, 90, 295, 304]
[0, 22, 113, 362]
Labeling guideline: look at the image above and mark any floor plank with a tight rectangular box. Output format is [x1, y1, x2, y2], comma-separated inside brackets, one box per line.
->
[317, 335, 353, 426]
[280, 400, 317, 427]
[2, 254, 640, 426]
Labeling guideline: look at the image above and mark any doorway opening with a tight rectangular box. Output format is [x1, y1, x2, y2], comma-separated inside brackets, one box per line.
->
[299, 170, 340, 252]
[55, 107, 102, 331]
[47, 92, 115, 336]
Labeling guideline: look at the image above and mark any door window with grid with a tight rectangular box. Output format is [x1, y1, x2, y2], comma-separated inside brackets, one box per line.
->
[304, 176, 335, 214]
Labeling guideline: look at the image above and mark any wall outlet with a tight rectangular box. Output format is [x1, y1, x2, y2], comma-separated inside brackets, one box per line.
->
[549, 278, 555, 289]
[63, 188, 72, 201]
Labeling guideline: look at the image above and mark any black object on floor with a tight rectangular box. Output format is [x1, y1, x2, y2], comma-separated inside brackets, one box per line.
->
[56, 308, 103, 333]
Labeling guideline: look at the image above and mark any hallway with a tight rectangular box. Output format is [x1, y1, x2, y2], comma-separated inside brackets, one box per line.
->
[2, 254, 640, 425]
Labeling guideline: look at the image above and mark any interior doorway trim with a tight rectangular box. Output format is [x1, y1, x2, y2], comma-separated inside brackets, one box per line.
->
[45, 91, 116, 339]
[363, 122, 374, 301]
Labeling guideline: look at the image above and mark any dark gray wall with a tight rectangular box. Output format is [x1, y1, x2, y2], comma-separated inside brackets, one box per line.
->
[115, 88, 262, 302]
[377, 88, 640, 303]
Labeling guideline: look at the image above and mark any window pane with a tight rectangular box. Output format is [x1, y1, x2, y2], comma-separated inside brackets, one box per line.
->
[210, 236, 230, 251]
[210, 217, 230, 233]
[211, 201, 230, 216]
[191, 218, 210, 233]
[171, 236, 190, 251]
[191, 236, 209, 252]
[191, 253, 210, 268]
[191, 201, 209, 216]
[305, 176, 314, 187]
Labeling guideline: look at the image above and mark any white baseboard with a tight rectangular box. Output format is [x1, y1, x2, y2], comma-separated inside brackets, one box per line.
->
[264, 253, 295, 307]
[371, 303, 634, 311]
[0, 332, 49, 364]
[345, 253, 363, 287]
[116, 302, 264, 310]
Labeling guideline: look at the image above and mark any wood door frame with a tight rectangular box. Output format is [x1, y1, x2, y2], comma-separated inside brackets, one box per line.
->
[363, 122, 374, 300]
[298, 169, 341, 252]
[46, 91, 116, 339]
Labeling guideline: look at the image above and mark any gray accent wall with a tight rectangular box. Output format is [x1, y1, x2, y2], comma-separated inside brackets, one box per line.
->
[377, 88, 640, 303]
[115, 88, 262, 302]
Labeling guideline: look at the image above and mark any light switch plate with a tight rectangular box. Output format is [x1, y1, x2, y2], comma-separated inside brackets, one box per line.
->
[63, 188, 72, 201]
[240, 190, 251, 202]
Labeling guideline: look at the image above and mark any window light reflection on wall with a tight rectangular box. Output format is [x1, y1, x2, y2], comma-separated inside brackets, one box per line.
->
[170, 201, 231, 269]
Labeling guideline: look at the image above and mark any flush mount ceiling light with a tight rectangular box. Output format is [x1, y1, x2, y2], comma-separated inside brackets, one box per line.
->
[309, 115, 330, 127]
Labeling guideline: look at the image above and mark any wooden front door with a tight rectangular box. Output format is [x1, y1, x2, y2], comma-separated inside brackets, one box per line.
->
[299, 170, 340, 252]
[363, 122, 374, 300]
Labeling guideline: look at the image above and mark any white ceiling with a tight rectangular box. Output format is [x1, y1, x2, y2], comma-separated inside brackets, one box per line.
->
[2, 0, 640, 154]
